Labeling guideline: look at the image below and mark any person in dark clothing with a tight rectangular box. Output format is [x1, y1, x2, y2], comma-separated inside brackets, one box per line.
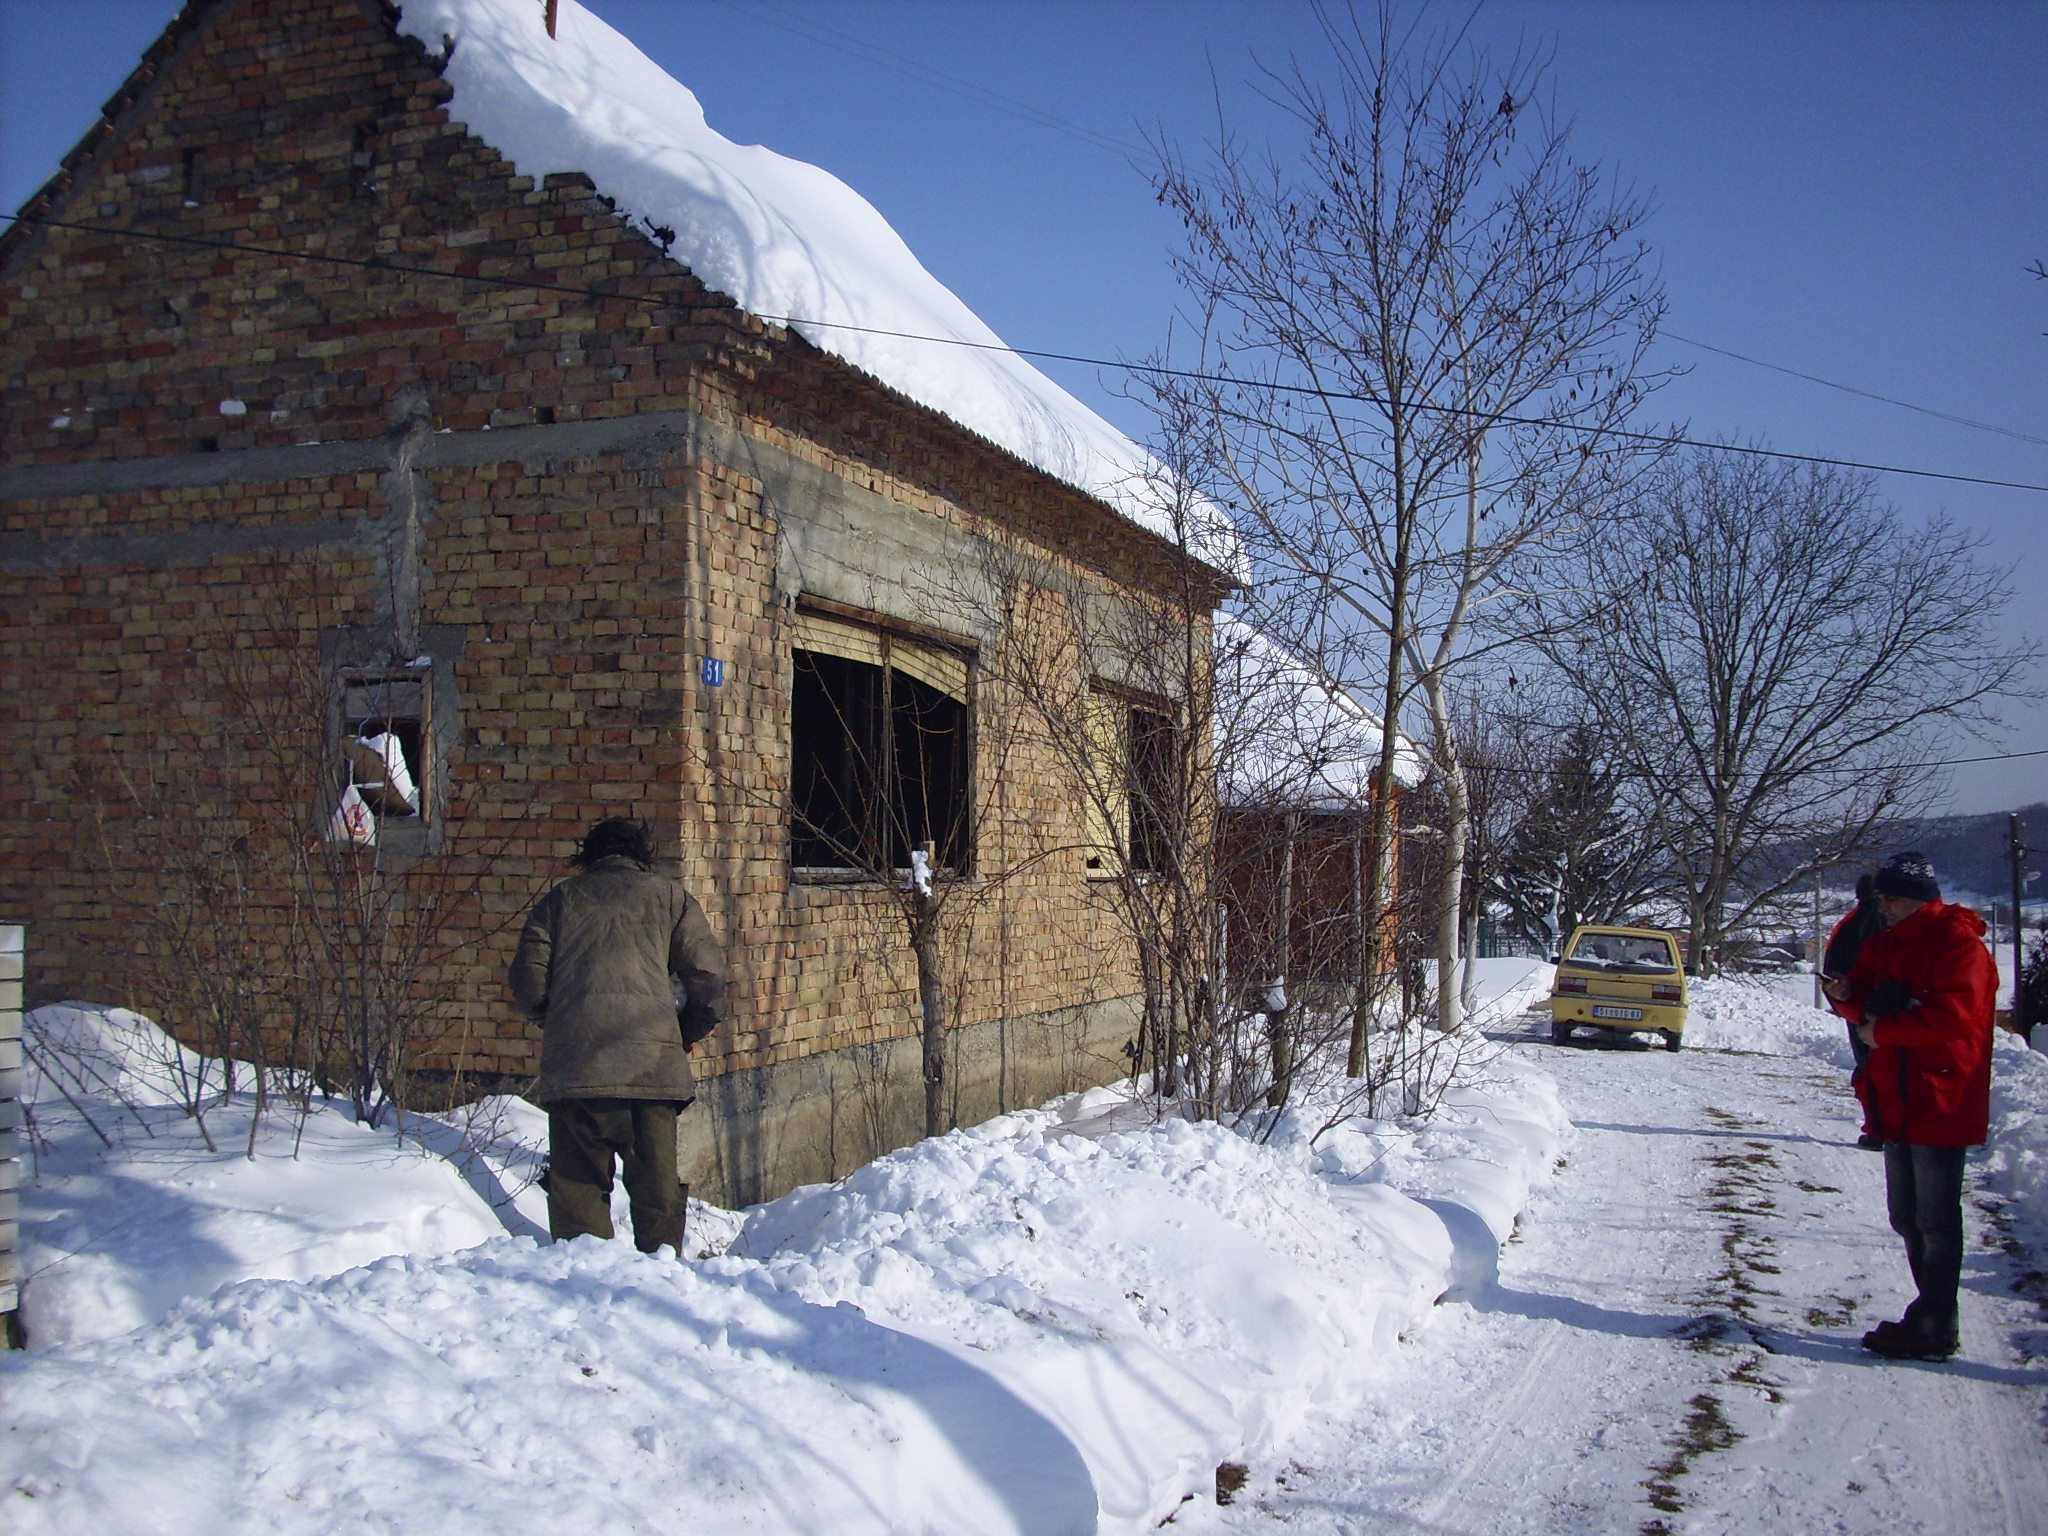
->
[1822, 873, 1888, 1149]
[510, 818, 726, 1254]
[1823, 851, 1997, 1362]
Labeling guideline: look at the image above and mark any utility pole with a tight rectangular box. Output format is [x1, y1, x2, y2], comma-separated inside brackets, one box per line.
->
[2012, 813, 2027, 1040]
[1812, 862, 1825, 1010]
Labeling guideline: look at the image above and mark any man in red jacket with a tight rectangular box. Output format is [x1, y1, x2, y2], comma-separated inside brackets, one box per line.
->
[1823, 850, 1997, 1361]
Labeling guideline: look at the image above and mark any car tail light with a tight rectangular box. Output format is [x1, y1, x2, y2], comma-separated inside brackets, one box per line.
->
[1557, 976, 1588, 995]
[1652, 983, 1681, 1003]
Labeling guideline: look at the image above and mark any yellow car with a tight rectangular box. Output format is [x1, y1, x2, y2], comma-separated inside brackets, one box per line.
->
[1549, 925, 1689, 1051]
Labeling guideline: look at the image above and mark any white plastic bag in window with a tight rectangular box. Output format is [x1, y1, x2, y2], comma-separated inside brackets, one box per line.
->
[358, 731, 419, 814]
[327, 783, 377, 846]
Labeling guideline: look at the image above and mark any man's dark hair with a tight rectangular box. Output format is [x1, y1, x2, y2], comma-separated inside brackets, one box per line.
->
[573, 817, 656, 869]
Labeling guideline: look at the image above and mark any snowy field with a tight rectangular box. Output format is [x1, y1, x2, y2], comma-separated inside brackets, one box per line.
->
[5, 964, 2045, 1534]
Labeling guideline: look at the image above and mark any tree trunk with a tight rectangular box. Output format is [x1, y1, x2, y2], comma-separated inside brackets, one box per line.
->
[1349, 580, 1409, 1076]
[1265, 812, 1300, 1109]
[1433, 720, 1470, 1034]
[911, 845, 948, 1138]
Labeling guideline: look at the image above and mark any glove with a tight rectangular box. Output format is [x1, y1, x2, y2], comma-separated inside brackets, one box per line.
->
[1863, 979, 1913, 1017]
[678, 1000, 719, 1049]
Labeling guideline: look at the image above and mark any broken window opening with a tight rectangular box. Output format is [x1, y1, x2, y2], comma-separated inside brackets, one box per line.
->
[351, 122, 378, 196]
[790, 610, 971, 878]
[328, 667, 429, 846]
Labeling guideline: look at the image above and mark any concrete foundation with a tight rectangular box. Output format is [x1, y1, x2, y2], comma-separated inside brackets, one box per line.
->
[681, 991, 1142, 1207]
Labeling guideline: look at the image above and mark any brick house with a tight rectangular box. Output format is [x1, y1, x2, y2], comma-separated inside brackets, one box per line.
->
[1213, 617, 1420, 1011]
[0, 0, 1233, 1203]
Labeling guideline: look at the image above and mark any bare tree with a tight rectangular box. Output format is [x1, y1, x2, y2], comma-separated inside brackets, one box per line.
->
[785, 616, 980, 1139]
[1535, 447, 2035, 970]
[966, 502, 1229, 1115]
[1443, 691, 1537, 997]
[1143, 0, 1671, 1048]
[1211, 605, 1409, 1121]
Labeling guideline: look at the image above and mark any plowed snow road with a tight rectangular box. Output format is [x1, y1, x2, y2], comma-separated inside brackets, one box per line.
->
[1198, 1013, 2048, 1536]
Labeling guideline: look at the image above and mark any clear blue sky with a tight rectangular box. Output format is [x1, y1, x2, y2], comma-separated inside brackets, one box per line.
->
[4, 0, 2044, 819]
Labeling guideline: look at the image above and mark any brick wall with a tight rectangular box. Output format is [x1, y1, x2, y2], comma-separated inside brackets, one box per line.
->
[0, 925, 19, 1340]
[0, 0, 1224, 1193]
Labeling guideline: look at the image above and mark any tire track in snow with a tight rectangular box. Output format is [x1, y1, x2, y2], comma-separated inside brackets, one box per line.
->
[1642, 1056, 2048, 1536]
[1406, 1077, 1693, 1536]
[1203, 1023, 2048, 1536]
[1212, 1021, 1746, 1535]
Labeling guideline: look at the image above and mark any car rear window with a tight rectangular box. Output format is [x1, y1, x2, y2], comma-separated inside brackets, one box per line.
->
[1566, 934, 1677, 973]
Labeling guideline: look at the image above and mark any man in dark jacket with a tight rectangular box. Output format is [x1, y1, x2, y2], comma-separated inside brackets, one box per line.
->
[1822, 873, 1887, 1148]
[1823, 851, 1997, 1361]
[510, 818, 726, 1254]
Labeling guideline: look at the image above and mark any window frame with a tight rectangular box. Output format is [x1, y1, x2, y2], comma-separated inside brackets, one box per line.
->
[788, 602, 976, 882]
[320, 626, 463, 857]
[1084, 682, 1181, 881]
[340, 668, 430, 807]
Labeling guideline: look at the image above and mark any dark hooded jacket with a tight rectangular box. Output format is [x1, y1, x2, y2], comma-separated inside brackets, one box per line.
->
[1822, 894, 1886, 1027]
[509, 855, 725, 1105]
[1845, 899, 1997, 1147]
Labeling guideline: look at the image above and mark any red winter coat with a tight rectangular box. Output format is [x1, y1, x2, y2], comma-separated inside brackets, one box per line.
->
[1845, 899, 1997, 1147]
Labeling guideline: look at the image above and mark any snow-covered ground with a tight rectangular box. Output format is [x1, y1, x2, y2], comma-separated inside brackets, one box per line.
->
[1192, 982, 2048, 1535]
[5, 964, 2045, 1534]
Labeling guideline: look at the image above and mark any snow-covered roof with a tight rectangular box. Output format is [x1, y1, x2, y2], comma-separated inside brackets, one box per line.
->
[393, 0, 1238, 574]
[1215, 614, 1425, 811]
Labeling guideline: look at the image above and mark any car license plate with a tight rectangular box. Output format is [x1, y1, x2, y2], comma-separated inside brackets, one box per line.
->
[1593, 1005, 1643, 1021]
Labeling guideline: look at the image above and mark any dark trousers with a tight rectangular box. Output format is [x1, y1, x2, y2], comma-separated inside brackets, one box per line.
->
[1882, 1141, 1968, 1337]
[547, 1098, 686, 1254]
[1845, 1018, 1872, 1070]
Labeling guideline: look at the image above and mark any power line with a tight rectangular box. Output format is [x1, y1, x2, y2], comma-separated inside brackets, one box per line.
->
[713, 0, 1148, 161]
[1663, 329, 2048, 449]
[1434, 740, 2048, 794]
[712, 4, 2048, 460]
[7, 209, 2048, 497]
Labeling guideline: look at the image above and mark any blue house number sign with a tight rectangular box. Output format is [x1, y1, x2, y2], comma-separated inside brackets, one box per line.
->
[701, 657, 727, 688]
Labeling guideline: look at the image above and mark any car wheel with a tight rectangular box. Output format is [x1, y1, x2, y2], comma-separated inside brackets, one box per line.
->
[1551, 1020, 1572, 1046]
[1663, 1031, 1682, 1052]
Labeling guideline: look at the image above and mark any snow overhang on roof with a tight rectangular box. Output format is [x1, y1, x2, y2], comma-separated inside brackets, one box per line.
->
[1214, 615, 1425, 811]
[394, 0, 1241, 577]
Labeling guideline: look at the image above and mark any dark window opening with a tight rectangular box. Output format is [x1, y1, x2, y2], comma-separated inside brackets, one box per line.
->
[1085, 689, 1180, 878]
[792, 649, 882, 869]
[1127, 706, 1178, 875]
[790, 619, 970, 877]
[888, 664, 969, 870]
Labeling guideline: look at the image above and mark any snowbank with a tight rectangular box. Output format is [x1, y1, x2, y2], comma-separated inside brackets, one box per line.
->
[17, 1005, 511, 1348]
[4, 996, 1562, 1534]
[6, 970, 2040, 1535]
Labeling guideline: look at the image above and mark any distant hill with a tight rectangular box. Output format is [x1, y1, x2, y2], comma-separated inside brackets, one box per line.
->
[1743, 804, 2046, 913]
[1845, 803, 2047, 906]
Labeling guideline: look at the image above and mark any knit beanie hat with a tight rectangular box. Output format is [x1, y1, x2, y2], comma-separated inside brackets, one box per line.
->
[1873, 850, 1940, 903]
[574, 817, 655, 868]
